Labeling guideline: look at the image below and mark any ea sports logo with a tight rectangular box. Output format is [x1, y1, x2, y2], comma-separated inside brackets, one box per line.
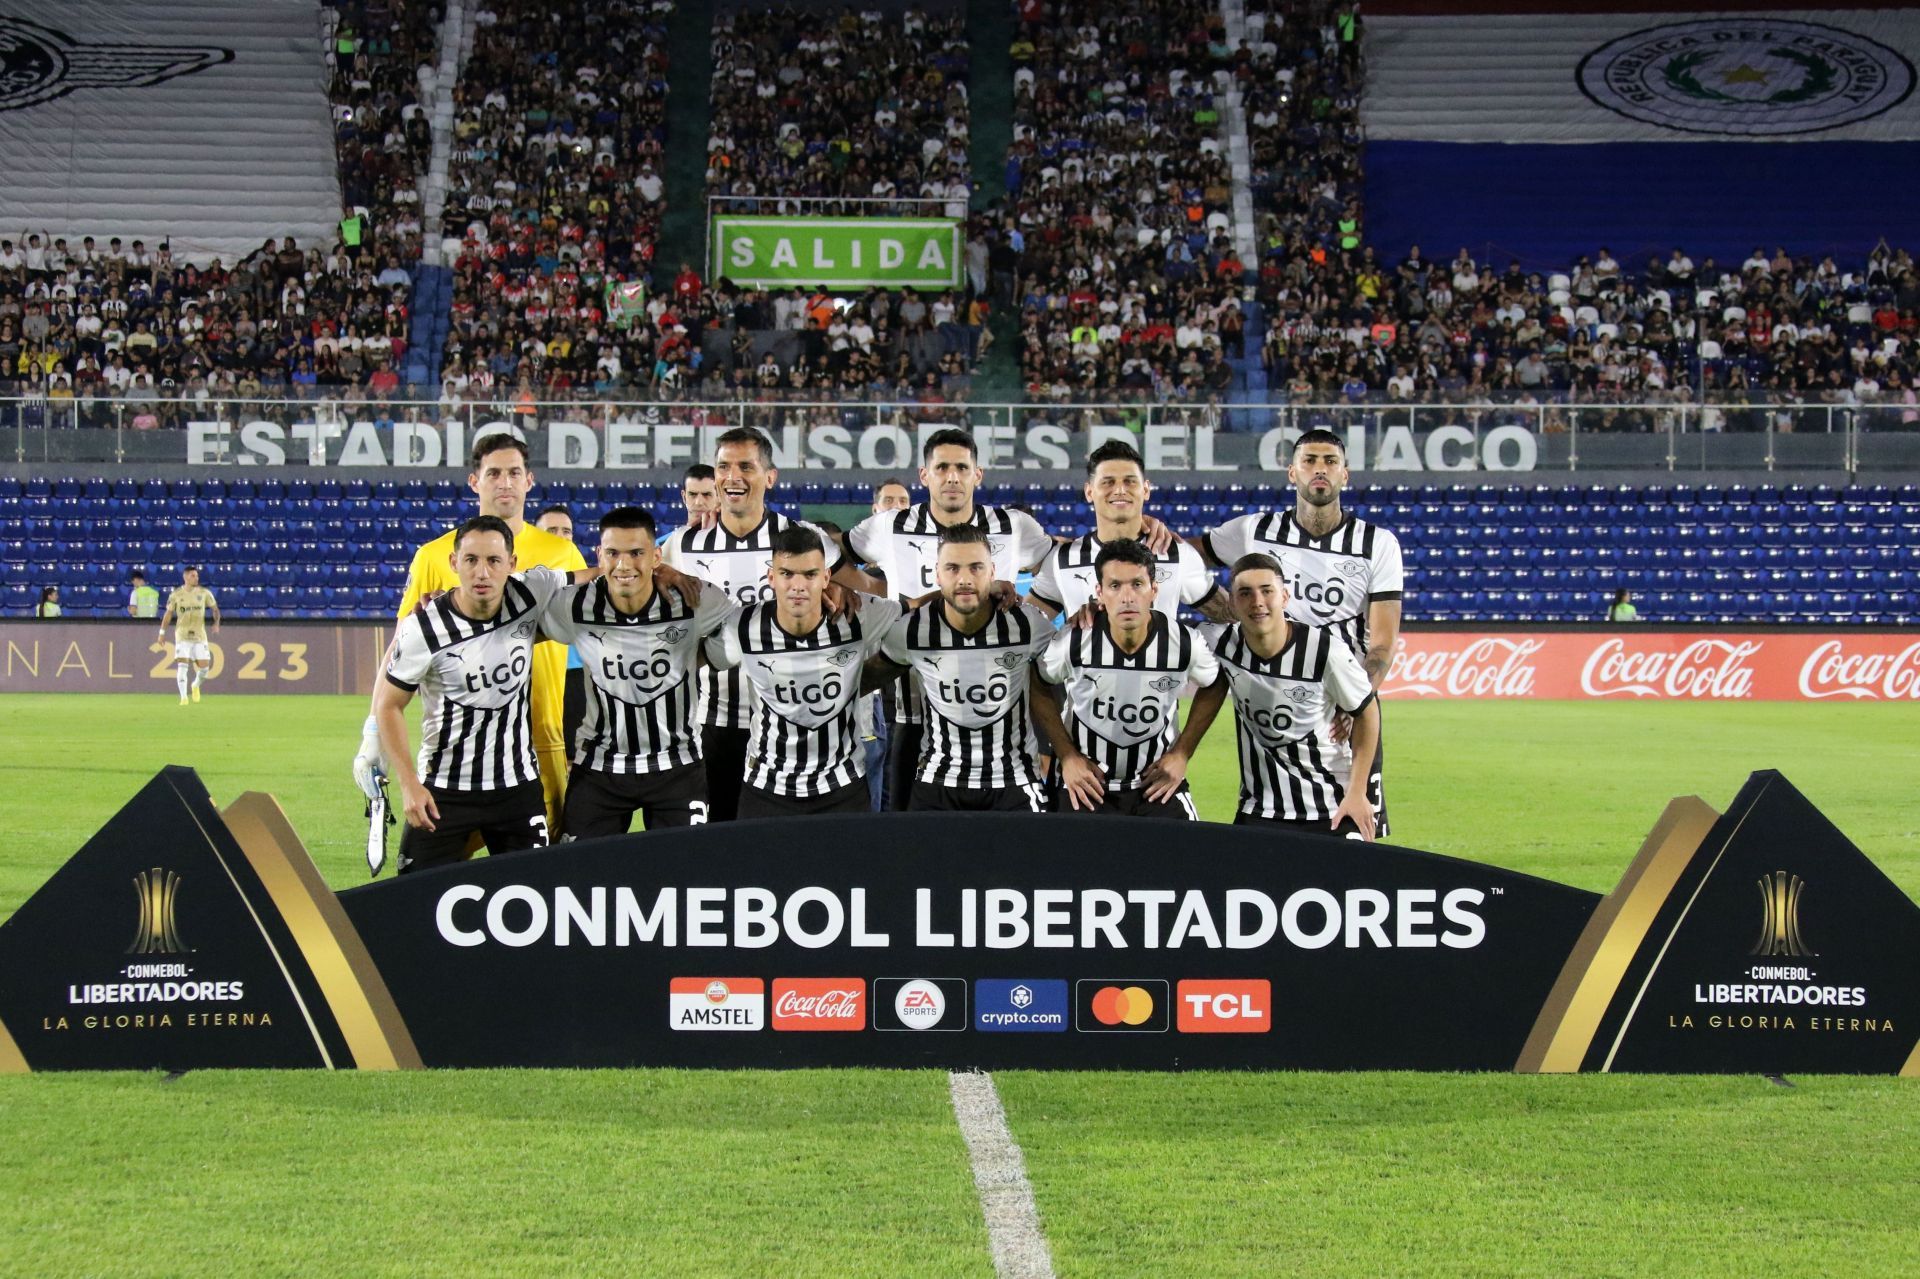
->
[1090, 984, 1156, 1026]
[1577, 19, 1916, 137]
[894, 978, 946, 1029]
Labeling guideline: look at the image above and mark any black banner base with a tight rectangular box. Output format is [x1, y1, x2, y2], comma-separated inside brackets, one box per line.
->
[0, 769, 1914, 1076]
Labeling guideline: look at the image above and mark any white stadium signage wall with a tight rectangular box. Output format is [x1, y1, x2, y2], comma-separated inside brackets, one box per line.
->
[183, 420, 1542, 473]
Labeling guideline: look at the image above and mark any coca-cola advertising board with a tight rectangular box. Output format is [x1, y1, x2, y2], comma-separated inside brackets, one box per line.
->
[1383, 631, 1920, 701]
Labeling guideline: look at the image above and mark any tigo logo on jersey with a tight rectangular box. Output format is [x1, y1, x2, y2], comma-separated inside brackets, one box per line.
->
[771, 978, 866, 1031]
[1176, 980, 1272, 1033]
[975, 979, 1068, 1032]
[1075, 980, 1170, 1033]
[669, 977, 765, 1031]
[872, 977, 968, 1031]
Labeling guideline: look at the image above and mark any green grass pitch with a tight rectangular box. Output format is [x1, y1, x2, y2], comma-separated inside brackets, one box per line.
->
[1, 693, 1916, 1277]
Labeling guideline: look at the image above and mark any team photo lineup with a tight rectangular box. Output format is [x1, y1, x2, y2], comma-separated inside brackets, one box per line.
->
[353, 424, 1397, 870]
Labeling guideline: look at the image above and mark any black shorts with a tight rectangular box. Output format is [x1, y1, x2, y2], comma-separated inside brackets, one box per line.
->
[1053, 781, 1199, 820]
[398, 779, 548, 874]
[562, 666, 586, 758]
[885, 723, 923, 813]
[1234, 810, 1368, 839]
[1369, 709, 1390, 838]
[738, 777, 871, 819]
[909, 779, 1048, 813]
[563, 761, 709, 839]
[701, 725, 751, 823]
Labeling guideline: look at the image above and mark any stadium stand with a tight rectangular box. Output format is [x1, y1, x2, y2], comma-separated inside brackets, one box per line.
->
[439, 0, 677, 406]
[697, 4, 987, 406]
[1004, 0, 1247, 411]
[0, 1, 435, 417]
[3, 475, 1915, 626]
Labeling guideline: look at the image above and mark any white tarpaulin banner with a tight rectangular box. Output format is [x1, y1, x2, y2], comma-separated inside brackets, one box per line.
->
[1364, 9, 1920, 142]
[0, 0, 341, 261]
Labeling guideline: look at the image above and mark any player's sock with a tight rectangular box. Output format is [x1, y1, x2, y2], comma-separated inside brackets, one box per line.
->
[193, 665, 204, 687]
[176, 664, 190, 702]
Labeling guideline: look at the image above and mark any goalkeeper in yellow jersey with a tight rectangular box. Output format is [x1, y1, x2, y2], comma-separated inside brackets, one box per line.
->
[351, 432, 587, 833]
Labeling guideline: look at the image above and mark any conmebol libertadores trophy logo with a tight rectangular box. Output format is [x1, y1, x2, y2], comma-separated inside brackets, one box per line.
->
[127, 867, 189, 956]
[1577, 18, 1916, 137]
[1751, 870, 1816, 959]
[0, 16, 231, 113]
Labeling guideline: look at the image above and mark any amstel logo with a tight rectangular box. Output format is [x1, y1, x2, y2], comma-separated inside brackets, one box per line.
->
[1751, 870, 1816, 958]
[127, 867, 189, 955]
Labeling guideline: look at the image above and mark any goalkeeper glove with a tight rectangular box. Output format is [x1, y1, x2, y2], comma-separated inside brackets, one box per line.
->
[352, 713, 386, 799]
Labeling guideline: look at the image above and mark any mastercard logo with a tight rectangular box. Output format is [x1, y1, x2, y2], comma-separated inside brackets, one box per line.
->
[1090, 985, 1156, 1026]
[1075, 979, 1170, 1033]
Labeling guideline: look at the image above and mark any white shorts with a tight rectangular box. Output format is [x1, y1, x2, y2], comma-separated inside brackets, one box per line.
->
[174, 641, 212, 662]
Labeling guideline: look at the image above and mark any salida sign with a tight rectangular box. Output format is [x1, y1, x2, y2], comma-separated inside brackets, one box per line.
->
[1381, 631, 1920, 701]
[1, 769, 1915, 1075]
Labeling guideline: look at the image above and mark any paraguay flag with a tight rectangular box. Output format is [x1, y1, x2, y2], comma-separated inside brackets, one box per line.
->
[1362, 3, 1920, 267]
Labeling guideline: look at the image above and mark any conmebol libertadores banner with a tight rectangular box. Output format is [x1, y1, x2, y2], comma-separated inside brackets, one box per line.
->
[0, 768, 1914, 1074]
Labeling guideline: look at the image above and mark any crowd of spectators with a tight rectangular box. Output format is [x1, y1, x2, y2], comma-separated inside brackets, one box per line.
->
[0, 1, 436, 426]
[325, 0, 439, 268]
[438, 0, 678, 411]
[1001, 0, 1247, 405]
[1255, 239, 1920, 431]
[690, 5, 984, 405]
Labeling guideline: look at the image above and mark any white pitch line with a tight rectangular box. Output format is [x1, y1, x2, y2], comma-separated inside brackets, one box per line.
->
[949, 1070, 1056, 1279]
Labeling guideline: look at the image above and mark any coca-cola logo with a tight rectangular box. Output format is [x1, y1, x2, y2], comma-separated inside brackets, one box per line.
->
[1797, 640, 1920, 701]
[1386, 637, 1543, 697]
[771, 978, 866, 1031]
[1580, 637, 1761, 699]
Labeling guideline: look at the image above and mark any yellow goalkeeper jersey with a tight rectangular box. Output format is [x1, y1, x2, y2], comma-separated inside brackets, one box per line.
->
[397, 522, 587, 768]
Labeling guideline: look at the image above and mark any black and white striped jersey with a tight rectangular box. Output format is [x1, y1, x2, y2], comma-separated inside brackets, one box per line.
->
[704, 594, 902, 798]
[1029, 533, 1220, 620]
[661, 510, 847, 729]
[1038, 613, 1220, 792]
[847, 502, 1053, 726]
[1211, 622, 1376, 822]
[385, 566, 568, 792]
[540, 580, 738, 775]
[1203, 511, 1404, 659]
[879, 600, 1054, 790]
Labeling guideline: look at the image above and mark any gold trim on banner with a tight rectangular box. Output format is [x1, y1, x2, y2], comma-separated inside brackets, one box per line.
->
[221, 793, 422, 1070]
[1901, 1036, 1920, 1078]
[0, 1012, 28, 1074]
[1515, 796, 1722, 1073]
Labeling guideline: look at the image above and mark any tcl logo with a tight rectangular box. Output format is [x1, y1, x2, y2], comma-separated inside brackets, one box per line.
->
[1175, 980, 1271, 1033]
[1386, 637, 1542, 697]
[771, 978, 866, 1031]
[1579, 637, 1760, 699]
[1797, 640, 1920, 700]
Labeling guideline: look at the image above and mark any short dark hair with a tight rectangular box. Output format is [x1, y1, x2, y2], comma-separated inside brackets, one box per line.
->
[130, 569, 147, 582]
[715, 426, 774, 467]
[1086, 438, 1146, 478]
[1094, 538, 1155, 583]
[1230, 553, 1285, 583]
[536, 503, 571, 522]
[599, 506, 657, 539]
[923, 427, 977, 463]
[873, 477, 910, 499]
[938, 522, 991, 549]
[769, 524, 825, 560]
[683, 463, 715, 485]
[453, 514, 515, 554]
[1293, 427, 1345, 456]
[469, 431, 530, 471]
